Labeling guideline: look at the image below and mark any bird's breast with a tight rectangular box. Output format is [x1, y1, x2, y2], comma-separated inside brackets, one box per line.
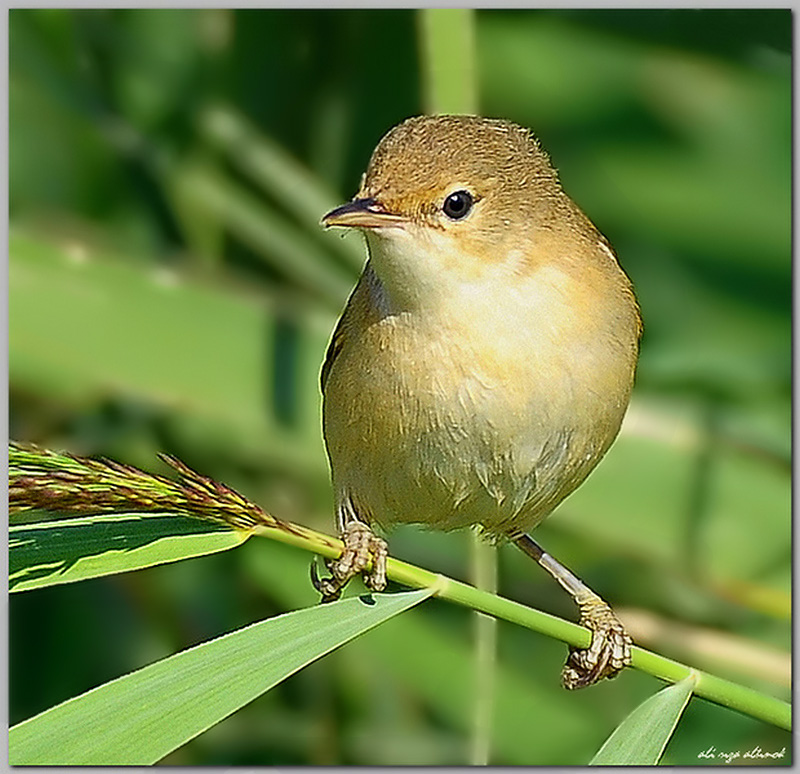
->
[323, 260, 638, 536]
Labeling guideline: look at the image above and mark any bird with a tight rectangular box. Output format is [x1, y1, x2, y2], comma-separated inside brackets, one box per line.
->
[314, 114, 641, 689]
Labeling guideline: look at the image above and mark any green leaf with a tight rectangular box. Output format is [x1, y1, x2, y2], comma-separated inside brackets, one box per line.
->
[176, 164, 354, 308]
[10, 512, 248, 592]
[198, 105, 365, 272]
[590, 674, 697, 765]
[8, 229, 334, 480]
[9, 589, 434, 765]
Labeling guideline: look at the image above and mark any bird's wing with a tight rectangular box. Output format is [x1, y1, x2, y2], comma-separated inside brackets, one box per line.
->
[320, 309, 348, 392]
[320, 262, 380, 393]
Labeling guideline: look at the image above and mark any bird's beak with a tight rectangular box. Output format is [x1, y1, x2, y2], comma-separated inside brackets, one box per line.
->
[322, 197, 405, 229]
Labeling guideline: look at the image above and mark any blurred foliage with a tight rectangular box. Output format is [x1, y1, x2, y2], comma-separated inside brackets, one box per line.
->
[9, 9, 790, 765]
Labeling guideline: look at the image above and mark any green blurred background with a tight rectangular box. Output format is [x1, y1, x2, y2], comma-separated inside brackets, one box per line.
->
[9, 9, 791, 765]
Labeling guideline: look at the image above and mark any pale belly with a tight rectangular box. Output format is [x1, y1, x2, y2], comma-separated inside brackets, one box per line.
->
[322, 313, 632, 539]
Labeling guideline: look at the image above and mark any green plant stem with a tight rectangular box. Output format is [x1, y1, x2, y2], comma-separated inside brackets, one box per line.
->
[418, 9, 479, 115]
[252, 522, 791, 731]
[11, 443, 789, 731]
[418, 9, 492, 763]
[470, 531, 497, 766]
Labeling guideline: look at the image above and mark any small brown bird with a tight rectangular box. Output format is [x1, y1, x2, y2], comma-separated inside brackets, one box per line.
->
[315, 115, 641, 689]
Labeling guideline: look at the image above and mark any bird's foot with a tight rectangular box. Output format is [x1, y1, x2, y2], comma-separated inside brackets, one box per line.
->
[310, 520, 388, 603]
[561, 594, 632, 689]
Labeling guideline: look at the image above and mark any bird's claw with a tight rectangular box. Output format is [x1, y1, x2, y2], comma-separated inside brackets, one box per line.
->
[561, 596, 632, 690]
[311, 520, 388, 603]
[310, 557, 344, 603]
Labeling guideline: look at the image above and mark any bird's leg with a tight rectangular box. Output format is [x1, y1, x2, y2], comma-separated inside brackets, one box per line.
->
[513, 532, 632, 689]
[332, 517, 389, 591]
[311, 503, 388, 603]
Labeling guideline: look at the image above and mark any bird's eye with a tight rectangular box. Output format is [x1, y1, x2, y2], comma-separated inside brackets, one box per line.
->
[442, 190, 474, 220]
